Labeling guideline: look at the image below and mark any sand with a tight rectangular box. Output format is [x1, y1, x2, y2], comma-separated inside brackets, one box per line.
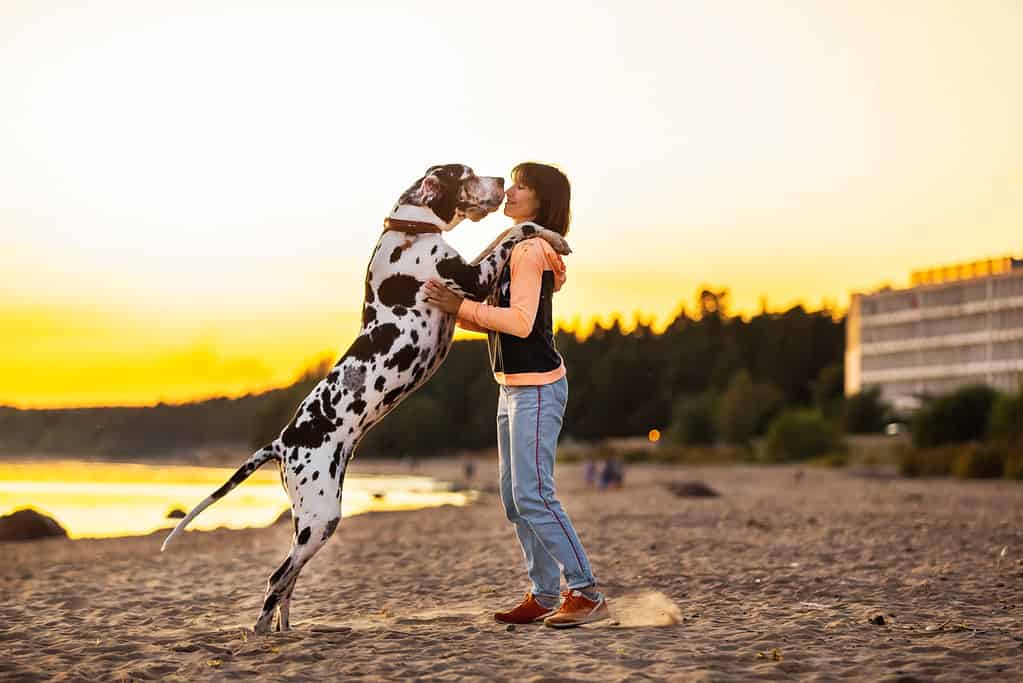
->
[2, 460, 1022, 682]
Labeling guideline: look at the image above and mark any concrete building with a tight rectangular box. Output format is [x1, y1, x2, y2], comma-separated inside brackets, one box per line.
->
[846, 256, 1023, 411]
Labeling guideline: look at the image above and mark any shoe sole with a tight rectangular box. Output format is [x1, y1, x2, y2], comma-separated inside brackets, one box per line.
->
[544, 605, 611, 629]
[494, 609, 558, 625]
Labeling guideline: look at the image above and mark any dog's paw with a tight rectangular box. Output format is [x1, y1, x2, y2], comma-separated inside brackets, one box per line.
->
[538, 229, 572, 256]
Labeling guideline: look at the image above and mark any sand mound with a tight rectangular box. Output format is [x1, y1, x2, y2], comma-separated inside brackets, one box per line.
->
[609, 591, 682, 627]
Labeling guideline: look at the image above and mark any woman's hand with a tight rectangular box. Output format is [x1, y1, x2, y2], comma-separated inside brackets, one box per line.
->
[423, 279, 464, 315]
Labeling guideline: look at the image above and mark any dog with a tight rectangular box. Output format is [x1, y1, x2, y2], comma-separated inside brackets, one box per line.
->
[161, 164, 570, 633]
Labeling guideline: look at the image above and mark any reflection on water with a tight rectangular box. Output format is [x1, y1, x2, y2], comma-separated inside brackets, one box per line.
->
[0, 461, 474, 539]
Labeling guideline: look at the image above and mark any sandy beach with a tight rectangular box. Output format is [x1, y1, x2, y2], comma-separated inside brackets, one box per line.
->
[2, 460, 1022, 682]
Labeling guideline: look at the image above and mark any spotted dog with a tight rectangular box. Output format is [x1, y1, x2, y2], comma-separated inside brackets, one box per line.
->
[161, 164, 570, 634]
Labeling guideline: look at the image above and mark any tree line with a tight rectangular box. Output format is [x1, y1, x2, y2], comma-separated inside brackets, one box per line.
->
[0, 290, 847, 459]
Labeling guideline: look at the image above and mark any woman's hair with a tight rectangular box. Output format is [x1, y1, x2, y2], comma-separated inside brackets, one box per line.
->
[511, 162, 571, 236]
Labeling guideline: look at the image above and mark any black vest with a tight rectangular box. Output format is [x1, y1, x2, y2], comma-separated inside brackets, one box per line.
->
[487, 262, 563, 376]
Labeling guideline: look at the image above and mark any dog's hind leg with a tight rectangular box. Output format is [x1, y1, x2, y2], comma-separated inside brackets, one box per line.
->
[275, 573, 298, 631]
[254, 463, 344, 634]
[255, 512, 340, 634]
[261, 552, 296, 633]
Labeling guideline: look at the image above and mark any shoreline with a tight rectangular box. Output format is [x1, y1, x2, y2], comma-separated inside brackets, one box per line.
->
[0, 456, 480, 542]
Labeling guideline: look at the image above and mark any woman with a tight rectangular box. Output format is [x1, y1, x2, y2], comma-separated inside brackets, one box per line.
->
[423, 162, 609, 628]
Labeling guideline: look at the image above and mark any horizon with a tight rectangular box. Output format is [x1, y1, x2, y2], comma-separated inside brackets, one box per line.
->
[1, 295, 841, 411]
[3, 0, 1020, 409]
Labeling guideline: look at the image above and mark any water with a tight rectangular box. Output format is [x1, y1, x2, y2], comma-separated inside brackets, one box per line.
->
[0, 460, 473, 539]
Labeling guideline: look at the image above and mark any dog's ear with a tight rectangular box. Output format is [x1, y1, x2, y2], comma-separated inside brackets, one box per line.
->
[419, 175, 443, 203]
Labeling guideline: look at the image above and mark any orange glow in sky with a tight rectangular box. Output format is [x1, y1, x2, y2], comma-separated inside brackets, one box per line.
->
[2, 1, 1020, 408]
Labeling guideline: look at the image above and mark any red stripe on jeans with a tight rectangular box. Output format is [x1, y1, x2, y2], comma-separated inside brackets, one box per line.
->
[535, 385, 586, 575]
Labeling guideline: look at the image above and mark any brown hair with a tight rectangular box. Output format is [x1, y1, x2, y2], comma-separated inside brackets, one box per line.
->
[511, 162, 571, 236]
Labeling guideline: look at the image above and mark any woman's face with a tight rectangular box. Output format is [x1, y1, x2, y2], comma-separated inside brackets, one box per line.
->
[503, 180, 540, 222]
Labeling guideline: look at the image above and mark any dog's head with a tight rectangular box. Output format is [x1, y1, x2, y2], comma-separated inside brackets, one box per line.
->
[395, 164, 504, 229]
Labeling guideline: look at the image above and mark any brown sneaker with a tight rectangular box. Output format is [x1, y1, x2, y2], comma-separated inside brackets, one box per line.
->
[543, 589, 610, 628]
[494, 592, 559, 624]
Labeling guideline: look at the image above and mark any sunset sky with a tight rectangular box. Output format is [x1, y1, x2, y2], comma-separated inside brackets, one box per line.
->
[2, 0, 1020, 408]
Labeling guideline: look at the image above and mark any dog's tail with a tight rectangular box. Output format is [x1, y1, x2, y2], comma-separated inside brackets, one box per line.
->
[161, 445, 277, 552]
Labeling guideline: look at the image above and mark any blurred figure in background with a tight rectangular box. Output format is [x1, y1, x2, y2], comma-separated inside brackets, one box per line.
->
[584, 457, 597, 487]
[599, 456, 624, 489]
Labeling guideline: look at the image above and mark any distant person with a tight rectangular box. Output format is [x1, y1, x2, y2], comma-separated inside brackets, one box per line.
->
[584, 458, 597, 487]
[463, 459, 476, 483]
[599, 456, 624, 489]
[611, 456, 624, 487]
[424, 162, 609, 628]
[598, 458, 611, 489]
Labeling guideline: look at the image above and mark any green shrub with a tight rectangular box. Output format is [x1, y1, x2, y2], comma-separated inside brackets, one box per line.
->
[912, 385, 999, 448]
[1004, 450, 1023, 480]
[842, 388, 888, 434]
[812, 363, 845, 420]
[609, 444, 750, 465]
[716, 372, 758, 444]
[898, 445, 961, 477]
[765, 410, 844, 463]
[952, 446, 1006, 479]
[716, 371, 783, 445]
[667, 393, 717, 445]
[621, 449, 653, 464]
[664, 444, 751, 464]
[556, 449, 584, 464]
[808, 452, 849, 468]
[358, 395, 448, 456]
[988, 391, 1023, 444]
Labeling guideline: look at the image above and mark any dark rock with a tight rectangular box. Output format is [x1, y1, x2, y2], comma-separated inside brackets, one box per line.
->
[167, 508, 187, 519]
[665, 481, 720, 498]
[0, 508, 68, 542]
[869, 615, 886, 626]
[505, 624, 516, 632]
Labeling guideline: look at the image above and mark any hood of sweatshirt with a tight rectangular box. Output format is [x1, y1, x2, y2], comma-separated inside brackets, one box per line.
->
[535, 238, 568, 292]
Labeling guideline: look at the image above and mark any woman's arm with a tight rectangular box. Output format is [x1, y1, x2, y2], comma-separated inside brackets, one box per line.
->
[424, 241, 546, 338]
[456, 242, 545, 338]
[456, 317, 488, 333]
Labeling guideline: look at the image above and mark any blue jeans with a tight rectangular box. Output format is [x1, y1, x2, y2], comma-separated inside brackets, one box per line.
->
[497, 376, 596, 600]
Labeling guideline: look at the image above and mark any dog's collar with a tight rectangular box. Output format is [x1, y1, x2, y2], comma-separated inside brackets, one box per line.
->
[383, 218, 443, 235]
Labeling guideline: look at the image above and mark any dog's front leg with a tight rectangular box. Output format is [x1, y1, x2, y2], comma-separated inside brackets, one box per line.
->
[436, 222, 569, 301]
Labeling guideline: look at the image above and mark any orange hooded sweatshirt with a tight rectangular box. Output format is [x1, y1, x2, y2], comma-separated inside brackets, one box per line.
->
[457, 237, 567, 385]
